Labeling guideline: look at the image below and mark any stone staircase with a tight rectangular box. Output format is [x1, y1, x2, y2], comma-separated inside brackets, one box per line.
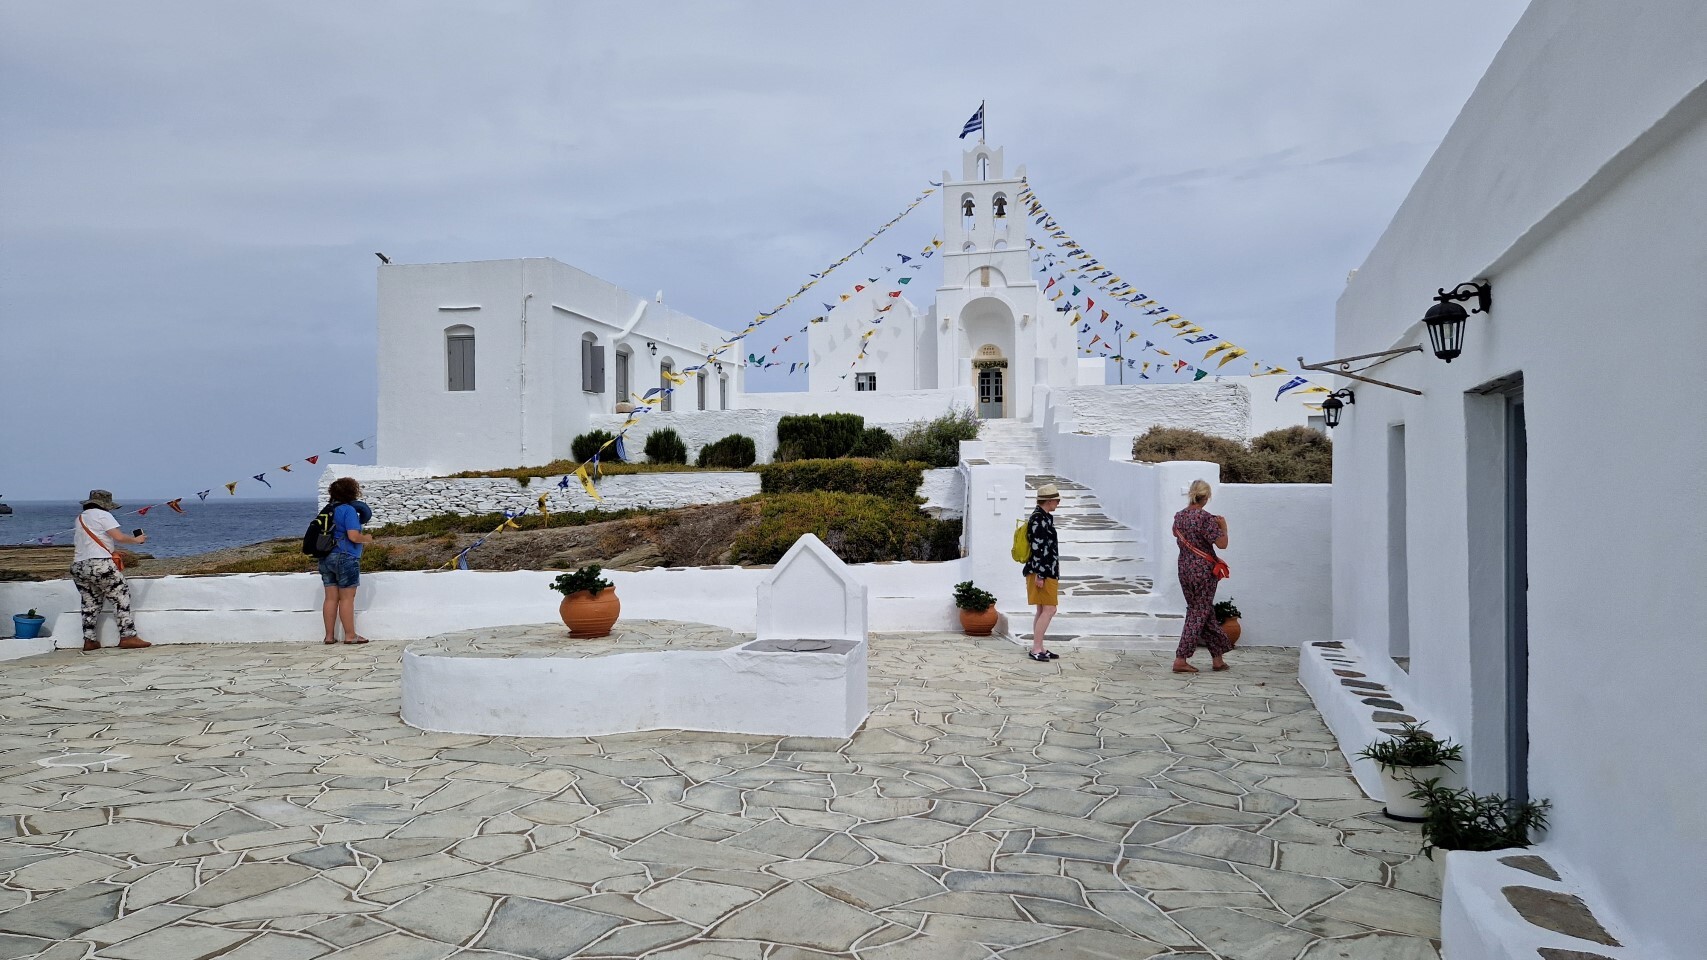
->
[977, 419, 1183, 652]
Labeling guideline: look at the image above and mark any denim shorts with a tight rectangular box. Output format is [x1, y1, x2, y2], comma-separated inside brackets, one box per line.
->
[318, 552, 361, 588]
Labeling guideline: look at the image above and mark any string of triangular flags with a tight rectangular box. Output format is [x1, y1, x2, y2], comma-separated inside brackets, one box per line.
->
[119, 435, 376, 518]
[747, 238, 939, 374]
[440, 186, 940, 570]
[1017, 181, 1328, 401]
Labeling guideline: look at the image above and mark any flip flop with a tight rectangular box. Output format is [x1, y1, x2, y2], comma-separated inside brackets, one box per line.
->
[343, 636, 369, 645]
[322, 637, 338, 645]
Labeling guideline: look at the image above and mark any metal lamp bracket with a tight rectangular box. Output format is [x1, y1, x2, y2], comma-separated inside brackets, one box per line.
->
[1297, 346, 1424, 396]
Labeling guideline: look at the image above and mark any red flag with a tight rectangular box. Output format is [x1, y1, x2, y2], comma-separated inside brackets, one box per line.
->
[166, 499, 184, 514]
[854, 284, 865, 292]
[1044, 277, 1056, 290]
[1089, 335, 1102, 347]
[1100, 310, 1110, 323]
[137, 506, 151, 516]
[305, 455, 319, 465]
[887, 289, 901, 298]
[1086, 299, 1094, 311]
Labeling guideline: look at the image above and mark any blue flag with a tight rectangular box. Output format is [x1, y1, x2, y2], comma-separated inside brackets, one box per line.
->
[614, 437, 628, 463]
[1275, 376, 1309, 400]
[959, 103, 985, 139]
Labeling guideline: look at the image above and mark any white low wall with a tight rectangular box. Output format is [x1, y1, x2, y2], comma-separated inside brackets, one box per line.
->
[324, 463, 964, 525]
[0, 559, 970, 648]
[1056, 383, 1251, 441]
[1039, 386, 1330, 645]
[402, 638, 868, 739]
[589, 409, 786, 466]
[737, 387, 973, 422]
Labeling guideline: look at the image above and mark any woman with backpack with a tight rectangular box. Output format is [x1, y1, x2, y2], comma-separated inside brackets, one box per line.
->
[320, 477, 375, 645]
[1022, 484, 1062, 663]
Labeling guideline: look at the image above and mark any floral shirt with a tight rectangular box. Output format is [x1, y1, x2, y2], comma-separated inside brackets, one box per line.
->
[1023, 507, 1059, 580]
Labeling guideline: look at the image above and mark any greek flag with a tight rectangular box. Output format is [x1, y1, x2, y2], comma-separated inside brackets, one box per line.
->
[959, 103, 984, 140]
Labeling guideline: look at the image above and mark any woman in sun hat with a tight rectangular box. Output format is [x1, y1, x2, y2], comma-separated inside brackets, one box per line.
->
[1022, 483, 1062, 662]
[70, 490, 152, 652]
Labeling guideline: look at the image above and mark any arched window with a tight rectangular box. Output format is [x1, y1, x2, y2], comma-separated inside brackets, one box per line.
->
[977, 153, 990, 181]
[992, 193, 1007, 218]
[659, 359, 674, 412]
[580, 332, 605, 393]
[445, 324, 475, 391]
[960, 195, 976, 219]
[614, 346, 632, 404]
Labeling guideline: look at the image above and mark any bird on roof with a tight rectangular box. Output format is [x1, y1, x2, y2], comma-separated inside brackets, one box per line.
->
[375, 252, 391, 264]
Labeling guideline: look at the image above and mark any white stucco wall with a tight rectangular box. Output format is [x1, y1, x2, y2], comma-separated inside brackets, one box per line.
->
[1330, 5, 1707, 955]
[590, 409, 786, 465]
[736, 387, 973, 424]
[1056, 383, 1251, 441]
[0, 559, 970, 649]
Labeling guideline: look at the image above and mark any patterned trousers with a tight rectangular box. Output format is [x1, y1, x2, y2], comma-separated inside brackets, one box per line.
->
[1175, 558, 1233, 660]
[69, 559, 137, 644]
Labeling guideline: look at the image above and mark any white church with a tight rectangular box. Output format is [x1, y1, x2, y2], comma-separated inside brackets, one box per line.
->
[375, 142, 1128, 472]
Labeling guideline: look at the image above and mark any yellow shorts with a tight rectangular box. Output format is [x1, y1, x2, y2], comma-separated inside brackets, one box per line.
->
[1026, 576, 1059, 606]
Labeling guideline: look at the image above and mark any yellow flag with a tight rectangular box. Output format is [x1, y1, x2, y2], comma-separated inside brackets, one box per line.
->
[1204, 342, 1235, 362]
[1302, 386, 1331, 395]
[501, 518, 520, 531]
[575, 465, 603, 502]
[1215, 347, 1248, 368]
[537, 493, 550, 523]
[225, 481, 238, 495]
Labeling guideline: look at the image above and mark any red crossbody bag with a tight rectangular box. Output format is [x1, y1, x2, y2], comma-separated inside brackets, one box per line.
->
[1174, 522, 1230, 580]
[79, 515, 124, 572]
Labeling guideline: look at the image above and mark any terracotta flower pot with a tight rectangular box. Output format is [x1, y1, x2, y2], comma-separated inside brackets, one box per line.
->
[959, 607, 998, 636]
[1220, 616, 1242, 646]
[559, 589, 620, 638]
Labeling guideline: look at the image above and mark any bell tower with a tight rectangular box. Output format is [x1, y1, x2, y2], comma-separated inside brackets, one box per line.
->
[933, 143, 1064, 418]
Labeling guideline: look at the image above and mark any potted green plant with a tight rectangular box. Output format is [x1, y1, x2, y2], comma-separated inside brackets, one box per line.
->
[1213, 598, 1242, 645]
[12, 608, 45, 640]
[1414, 782, 1551, 859]
[550, 566, 620, 638]
[1357, 722, 1464, 821]
[953, 580, 998, 636]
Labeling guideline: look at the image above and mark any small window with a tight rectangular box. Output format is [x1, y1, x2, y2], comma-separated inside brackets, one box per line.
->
[719, 375, 728, 410]
[659, 360, 674, 412]
[696, 370, 707, 410]
[615, 348, 631, 403]
[446, 325, 475, 391]
[581, 334, 605, 393]
[855, 372, 877, 392]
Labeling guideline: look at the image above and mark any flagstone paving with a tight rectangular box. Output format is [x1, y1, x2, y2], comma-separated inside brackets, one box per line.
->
[0, 632, 1443, 959]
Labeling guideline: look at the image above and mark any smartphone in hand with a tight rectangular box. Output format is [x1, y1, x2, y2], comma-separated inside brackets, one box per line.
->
[132, 529, 144, 537]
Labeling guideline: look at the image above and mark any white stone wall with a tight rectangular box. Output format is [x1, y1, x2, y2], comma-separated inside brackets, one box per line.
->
[1057, 383, 1252, 441]
[322, 463, 964, 524]
[589, 409, 785, 465]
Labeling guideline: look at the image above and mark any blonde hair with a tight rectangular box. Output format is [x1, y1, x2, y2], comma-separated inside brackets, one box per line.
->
[1188, 479, 1212, 506]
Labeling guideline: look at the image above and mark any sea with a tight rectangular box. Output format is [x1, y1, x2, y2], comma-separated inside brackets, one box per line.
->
[0, 498, 317, 559]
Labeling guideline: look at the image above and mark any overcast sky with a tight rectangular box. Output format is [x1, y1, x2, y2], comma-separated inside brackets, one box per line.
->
[0, 0, 1530, 502]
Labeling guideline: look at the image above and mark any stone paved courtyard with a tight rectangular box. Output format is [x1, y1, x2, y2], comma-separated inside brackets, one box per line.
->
[0, 632, 1443, 959]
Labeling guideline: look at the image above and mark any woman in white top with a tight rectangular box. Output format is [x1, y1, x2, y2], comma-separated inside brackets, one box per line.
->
[71, 489, 152, 651]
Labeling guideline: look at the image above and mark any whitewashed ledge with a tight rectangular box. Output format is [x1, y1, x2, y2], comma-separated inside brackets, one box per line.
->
[318, 465, 964, 525]
[400, 621, 868, 739]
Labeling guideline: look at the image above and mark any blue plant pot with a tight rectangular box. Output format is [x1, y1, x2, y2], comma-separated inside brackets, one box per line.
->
[12, 615, 45, 640]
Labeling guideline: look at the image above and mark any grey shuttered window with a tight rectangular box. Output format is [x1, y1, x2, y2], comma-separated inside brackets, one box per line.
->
[719, 376, 728, 410]
[615, 350, 630, 402]
[697, 372, 706, 410]
[581, 338, 606, 393]
[447, 334, 476, 391]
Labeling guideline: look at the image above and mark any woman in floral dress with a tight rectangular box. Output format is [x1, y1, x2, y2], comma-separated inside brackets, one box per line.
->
[1173, 479, 1232, 673]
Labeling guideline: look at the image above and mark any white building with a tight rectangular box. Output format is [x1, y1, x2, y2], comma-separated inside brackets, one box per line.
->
[377, 258, 742, 473]
[806, 144, 1079, 419]
[1317, 3, 1706, 957]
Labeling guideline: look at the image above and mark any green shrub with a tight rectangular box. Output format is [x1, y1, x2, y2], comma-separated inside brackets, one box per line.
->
[1414, 783, 1551, 859]
[572, 430, 617, 463]
[696, 433, 758, 469]
[1131, 425, 1331, 483]
[776, 413, 865, 460]
[758, 458, 928, 500]
[644, 428, 688, 464]
[885, 407, 981, 468]
[730, 492, 962, 565]
[849, 426, 896, 458]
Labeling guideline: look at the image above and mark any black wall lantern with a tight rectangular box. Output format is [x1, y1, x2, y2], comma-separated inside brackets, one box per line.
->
[1320, 388, 1355, 428]
[1423, 280, 1491, 363]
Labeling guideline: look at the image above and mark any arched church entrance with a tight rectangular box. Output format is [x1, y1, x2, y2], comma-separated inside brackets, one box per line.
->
[974, 344, 1007, 419]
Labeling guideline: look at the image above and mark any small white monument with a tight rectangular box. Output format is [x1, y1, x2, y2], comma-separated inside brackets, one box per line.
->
[754, 533, 869, 643]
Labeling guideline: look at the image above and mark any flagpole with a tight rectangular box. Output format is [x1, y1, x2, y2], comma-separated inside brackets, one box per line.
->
[980, 100, 986, 144]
